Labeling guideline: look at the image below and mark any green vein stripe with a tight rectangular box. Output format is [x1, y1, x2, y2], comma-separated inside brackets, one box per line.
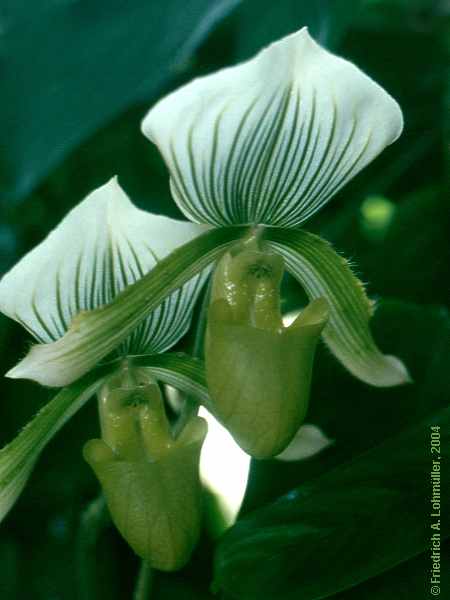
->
[300, 119, 358, 223]
[273, 90, 320, 226]
[295, 131, 373, 227]
[226, 99, 258, 223]
[248, 89, 288, 219]
[260, 87, 301, 223]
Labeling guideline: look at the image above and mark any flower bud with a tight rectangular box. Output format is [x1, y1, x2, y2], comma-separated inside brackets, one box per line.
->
[83, 365, 207, 571]
[205, 239, 328, 459]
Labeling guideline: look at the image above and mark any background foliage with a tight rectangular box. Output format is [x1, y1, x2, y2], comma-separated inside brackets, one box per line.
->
[0, 0, 448, 598]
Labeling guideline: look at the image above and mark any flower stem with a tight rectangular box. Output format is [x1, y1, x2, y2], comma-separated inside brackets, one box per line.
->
[133, 561, 153, 600]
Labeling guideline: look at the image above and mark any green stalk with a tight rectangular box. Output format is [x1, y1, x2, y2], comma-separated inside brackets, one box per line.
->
[133, 561, 153, 600]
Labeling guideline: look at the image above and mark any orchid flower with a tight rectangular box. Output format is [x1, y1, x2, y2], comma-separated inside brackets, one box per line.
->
[1, 28, 411, 461]
[0, 178, 213, 555]
[141, 26, 410, 456]
[140, 26, 409, 377]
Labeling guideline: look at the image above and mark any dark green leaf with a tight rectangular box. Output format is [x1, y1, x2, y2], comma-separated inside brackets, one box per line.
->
[333, 545, 450, 599]
[214, 405, 450, 599]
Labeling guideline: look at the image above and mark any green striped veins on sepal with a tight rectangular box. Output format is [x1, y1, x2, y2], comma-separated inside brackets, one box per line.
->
[0, 178, 210, 384]
[142, 27, 403, 228]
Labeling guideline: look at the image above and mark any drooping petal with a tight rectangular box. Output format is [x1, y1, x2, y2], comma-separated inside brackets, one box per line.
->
[6, 227, 246, 387]
[265, 228, 411, 386]
[142, 27, 403, 228]
[0, 178, 208, 356]
[0, 368, 108, 523]
[276, 424, 333, 461]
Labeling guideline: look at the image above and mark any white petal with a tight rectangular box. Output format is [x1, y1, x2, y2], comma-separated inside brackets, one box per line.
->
[142, 27, 403, 228]
[276, 424, 333, 461]
[0, 178, 208, 355]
